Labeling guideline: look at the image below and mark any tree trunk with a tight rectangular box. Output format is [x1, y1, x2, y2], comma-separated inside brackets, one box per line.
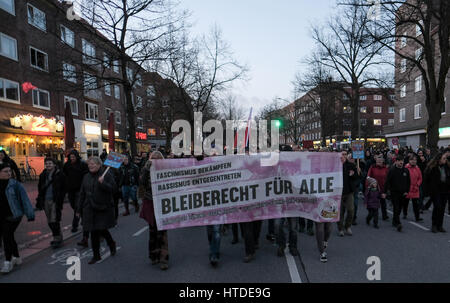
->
[124, 85, 137, 157]
[426, 103, 441, 155]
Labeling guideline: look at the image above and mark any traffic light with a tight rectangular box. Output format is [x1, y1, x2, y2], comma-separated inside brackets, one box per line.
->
[274, 120, 282, 128]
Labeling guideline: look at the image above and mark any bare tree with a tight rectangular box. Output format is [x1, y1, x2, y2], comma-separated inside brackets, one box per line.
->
[219, 95, 246, 121]
[344, 0, 450, 153]
[310, 1, 392, 140]
[155, 25, 249, 125]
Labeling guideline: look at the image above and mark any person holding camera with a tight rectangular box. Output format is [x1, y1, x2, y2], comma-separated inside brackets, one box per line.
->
[0, 163, 35, 274]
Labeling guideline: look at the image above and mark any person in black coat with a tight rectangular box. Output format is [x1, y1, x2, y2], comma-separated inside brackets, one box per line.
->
[0, 150, 20, 182]
[424, 152, 450, 233]
[77, 156, 117, 264]
[37, 157, 65, 248]
[385, 155, 410, 232]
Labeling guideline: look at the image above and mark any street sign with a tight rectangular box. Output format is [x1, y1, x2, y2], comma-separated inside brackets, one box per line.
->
[351, 140, 364, 159]
[103, 152, 127, 168]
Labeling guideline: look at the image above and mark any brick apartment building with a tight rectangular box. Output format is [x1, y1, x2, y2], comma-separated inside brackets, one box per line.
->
[281, 86, 394, 149]
[383, 1, 450, 149]
[0, 0, 185, 172]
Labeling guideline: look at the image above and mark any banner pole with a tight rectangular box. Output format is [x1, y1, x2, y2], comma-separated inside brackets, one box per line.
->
[101, 166, 110, 178]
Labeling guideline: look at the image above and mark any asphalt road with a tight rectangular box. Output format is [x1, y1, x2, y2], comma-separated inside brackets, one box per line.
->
[1, 198, 449, 283]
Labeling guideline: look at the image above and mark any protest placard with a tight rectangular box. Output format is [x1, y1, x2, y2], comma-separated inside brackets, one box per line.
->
[150, 152, 343, 230]
[351, 141, 365, 159]
[103, 152, 127, 169]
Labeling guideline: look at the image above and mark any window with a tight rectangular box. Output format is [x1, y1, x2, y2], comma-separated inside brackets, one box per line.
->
[83, 73, 97, 91]
[400, 59, 406, 73]
[400, 108, 406, 122]
[126, 67, 133, 82]
[64, 96, 78, 116]
[0, 0, 15, 15]
[103, 53, 110, 68]
[87, 141, 99, 157]
[104, 81, 111, 96]
[135, 74, 142, 86]
[415, 76, 422, 92]
[136, 96, 143, 110]
[361, 119, 367, 126]
[388, 119, 394, 126]
[147, 85, 155, 97]
[373, 119, 382, 126]
[30, 47, 48, 71]
[416, 20, 423, 37]
[374, 106, 382, 114]
[114, 85, 120, 99]
[148, 128, 156, 136]
[360, 106, 366, 113]
[137, 117, 143, 129]
[374, 95, 382, 101]
[160, 129, 166, 136]
[60, 25, 74, 47]
[82, 39, 96, 65]
[113, 60, 119, 73]
[343, 94, 349, 100]
[0, 32, 17, 60]
[415, 48, 423, 61]
[32, 88, 50, 109]
[390, 95, 396, 101]
[115, 111, 121, 124]
[400, 33, 407, 48]
[343, 106, 351, 113]
[360, 95, 367, 101]
[105, 108, 112, 121]
[389, 107, 395, 113]
[0, 78, 19, 103]
[27, 4, 46, 31]
[85, 102, 98, 121]
[414, 104, 422, 119]
[62, 62, 76, 83]
[400, 84, 406, 98]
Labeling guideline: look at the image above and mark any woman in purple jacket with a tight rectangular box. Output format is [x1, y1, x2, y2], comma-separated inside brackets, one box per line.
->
[365, 177, 381, 229]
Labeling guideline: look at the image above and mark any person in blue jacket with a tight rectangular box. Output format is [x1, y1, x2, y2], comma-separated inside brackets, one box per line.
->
[0, 163, 35, 274]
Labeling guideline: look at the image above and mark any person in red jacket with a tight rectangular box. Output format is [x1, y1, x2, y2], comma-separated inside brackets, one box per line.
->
[404, 153, 423, 222]
[367, 155, 389, 220]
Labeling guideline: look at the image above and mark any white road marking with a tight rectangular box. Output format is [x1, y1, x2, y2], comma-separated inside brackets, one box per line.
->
[133, 226, 149, 237]
[284, 248, 302, 283]
[408, 221, 430, 231]
[97, 247, 121, 264]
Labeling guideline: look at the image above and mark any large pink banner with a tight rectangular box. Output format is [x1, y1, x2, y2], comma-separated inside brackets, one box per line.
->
[151, 152, 343, 230]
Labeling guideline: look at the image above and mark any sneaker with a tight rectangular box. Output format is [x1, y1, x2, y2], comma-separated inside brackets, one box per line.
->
[397, 224, 403, 232]
[338, 230, 344, 237]
[431, 226, 438, 233]
[243, 254, 255, 263]
[345, 228, 352, 236]
[289, 248, 299, 256]
[210, 256, 218, 267]
[11, 257, 22, 266]
[0, 261, 13, 273]
[320, 252, 327, 263]
[323, 241, 328, 249]
[277, 247, 285, 257]
[438, 227, 446, 233]
[160, 263, 169, 270]
[88, 257, 101, 265]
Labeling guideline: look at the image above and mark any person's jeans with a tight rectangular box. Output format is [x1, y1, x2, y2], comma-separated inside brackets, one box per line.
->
[367, 208, 379, 226]
[122, 185, 138, 210]
[240, 221, 262, 256]
[67, 191, 80, 229]
[403, 198, 421, 220]
[91, 229, 115, 259]
[391, 193, 406, 227]
[353, 189, 359, 220]
[207, 225, 221, 260]
[276, 218, 297, 249]
[432, 194, 449, 229]
[298, 218, 313, 231]
[1, 218, 21, 261]
[315, 222, 331, 254]
[338, 193, 354, 230]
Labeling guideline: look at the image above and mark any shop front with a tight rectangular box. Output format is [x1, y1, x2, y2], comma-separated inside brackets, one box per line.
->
[0, 113, 65, 175]
[136, 131, 151, 154]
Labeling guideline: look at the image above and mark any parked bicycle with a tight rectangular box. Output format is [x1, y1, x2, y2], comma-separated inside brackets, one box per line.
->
[19, 157, 37, 181]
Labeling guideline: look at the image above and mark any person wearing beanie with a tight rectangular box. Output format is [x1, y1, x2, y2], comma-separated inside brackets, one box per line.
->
[365, 177, 381, 228]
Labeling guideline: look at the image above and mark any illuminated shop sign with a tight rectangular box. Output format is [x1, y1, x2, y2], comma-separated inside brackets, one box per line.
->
[136, 132, 147, 140]
[10, 114, 64, 135]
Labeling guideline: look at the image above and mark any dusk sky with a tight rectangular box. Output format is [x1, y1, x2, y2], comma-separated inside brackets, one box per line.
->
[180, 0, 337, 115]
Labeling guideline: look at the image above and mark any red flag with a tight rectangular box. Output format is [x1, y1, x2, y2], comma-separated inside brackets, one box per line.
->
[22, 82, 37, 93]
[108, 112, 115, 152]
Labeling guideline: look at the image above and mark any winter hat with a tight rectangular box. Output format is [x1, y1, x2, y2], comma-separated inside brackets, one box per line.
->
[367, 177, 377, 187]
